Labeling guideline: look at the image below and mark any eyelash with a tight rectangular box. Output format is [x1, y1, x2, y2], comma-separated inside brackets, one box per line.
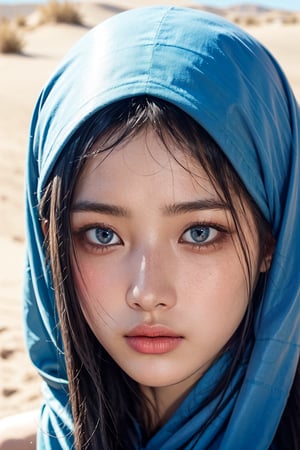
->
[74, 223, 123, 253]
[179, 222, 230, 250]
[73, 221, 230, 254]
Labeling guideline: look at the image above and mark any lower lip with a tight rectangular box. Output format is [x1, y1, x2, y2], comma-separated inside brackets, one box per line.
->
[125, 336, 182, 354]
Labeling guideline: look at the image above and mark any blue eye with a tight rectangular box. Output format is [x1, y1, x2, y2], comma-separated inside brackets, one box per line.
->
[181, 225, 218, 245]
[85, 227, 121, 246]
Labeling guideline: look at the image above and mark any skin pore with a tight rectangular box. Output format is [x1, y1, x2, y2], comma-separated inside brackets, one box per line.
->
[70, 128, 268, 427]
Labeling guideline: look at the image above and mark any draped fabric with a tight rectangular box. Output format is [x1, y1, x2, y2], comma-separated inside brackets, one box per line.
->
[24, 6, 300, 449]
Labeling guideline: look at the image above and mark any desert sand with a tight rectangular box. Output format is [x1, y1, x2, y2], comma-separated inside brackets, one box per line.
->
[0, 0, 299, 420]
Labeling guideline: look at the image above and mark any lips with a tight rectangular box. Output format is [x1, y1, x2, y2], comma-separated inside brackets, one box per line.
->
[125, 325, 183, 354]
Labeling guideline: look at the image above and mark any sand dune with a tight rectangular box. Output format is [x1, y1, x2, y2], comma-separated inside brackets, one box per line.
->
[0, 1, 299, 419]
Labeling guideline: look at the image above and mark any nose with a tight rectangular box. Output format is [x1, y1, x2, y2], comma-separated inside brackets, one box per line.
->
[126, 252, 177, 311]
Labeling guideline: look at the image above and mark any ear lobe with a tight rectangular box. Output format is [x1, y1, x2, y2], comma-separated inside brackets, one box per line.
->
[41, 219, 49, 237]
[260, 253, 273, 273]
[260, 234, 275, 273]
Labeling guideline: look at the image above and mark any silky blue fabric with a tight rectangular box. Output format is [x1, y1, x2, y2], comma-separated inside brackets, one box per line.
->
[24, 6, 300, 449]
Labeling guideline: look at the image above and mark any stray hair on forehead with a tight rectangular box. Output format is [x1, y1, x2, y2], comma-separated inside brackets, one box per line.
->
[39, 95, 273, 449]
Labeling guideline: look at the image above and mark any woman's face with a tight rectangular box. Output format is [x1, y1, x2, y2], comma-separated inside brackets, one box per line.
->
[71, 128, 263, 408]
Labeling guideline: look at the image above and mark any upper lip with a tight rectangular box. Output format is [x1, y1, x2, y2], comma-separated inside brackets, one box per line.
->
[125, 324, 182, 338]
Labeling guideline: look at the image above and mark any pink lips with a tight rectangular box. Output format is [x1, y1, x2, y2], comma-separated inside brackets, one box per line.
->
[125, 325, 183, 354]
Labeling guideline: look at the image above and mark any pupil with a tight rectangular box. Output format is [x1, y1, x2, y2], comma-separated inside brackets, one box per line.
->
[96, 228, 113, 244]
[191, 227, 209, 242]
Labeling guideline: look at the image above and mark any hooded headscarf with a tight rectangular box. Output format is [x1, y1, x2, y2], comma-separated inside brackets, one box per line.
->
[24, 6, 300, 449]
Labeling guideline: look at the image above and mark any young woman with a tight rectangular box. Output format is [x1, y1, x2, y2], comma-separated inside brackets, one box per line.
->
[22, 6, 299, 449]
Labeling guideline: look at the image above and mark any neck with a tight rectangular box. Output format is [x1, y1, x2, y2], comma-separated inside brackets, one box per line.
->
[142, 374, 200, 430]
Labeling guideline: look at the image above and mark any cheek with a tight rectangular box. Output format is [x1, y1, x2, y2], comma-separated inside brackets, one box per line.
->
[72, 254, 114, 299]
[180, 256, 249, 336]
[71, 256, 124, 329]
[182, 251, 249, 300]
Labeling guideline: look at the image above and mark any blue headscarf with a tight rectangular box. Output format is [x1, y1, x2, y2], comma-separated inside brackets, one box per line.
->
[24, 6, 300, 449]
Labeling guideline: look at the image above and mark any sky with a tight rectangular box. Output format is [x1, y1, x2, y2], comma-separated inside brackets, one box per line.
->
[0, 0, 299, 10]
[194, 0, 300, 10]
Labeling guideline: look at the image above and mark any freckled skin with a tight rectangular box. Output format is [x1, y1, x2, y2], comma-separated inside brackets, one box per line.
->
[71, 129, 262, 417]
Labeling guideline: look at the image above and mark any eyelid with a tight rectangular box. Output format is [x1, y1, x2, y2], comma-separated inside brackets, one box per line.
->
[179, 221, 230, 247]
[86, 227, 121, 246]
[73, 223, 123, 250]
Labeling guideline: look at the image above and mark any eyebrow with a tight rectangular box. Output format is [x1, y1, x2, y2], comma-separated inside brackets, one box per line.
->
[71, 199, 228, 217]
[71, 201, 130, 217]
[163, 199, 228, 215]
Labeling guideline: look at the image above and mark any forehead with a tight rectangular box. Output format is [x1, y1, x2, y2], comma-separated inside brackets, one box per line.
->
[74, 128, 219, 202]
